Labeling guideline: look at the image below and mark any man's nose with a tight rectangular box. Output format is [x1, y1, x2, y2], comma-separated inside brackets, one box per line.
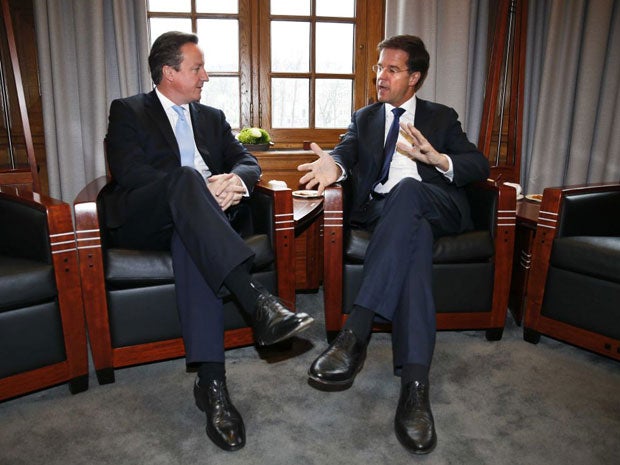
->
[377, 67, 389, 79]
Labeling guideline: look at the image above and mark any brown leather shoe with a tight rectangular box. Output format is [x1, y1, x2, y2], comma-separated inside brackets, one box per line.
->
[194, 378, 245, 451]
[308, 329, 367, 389]
[394, 380, 437, 454]
[253, 293, 314, 346]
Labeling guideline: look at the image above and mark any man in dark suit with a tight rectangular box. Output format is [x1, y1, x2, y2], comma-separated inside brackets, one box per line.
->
[298, 35, 489, 454]
[104, 31, 313, 451]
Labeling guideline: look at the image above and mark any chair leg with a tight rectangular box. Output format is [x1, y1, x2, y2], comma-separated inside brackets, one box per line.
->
[96, 368, 116, 385]
[68, 374, 89, 394]
[485, 328, 504, 341]
[523, 327, 541, 344]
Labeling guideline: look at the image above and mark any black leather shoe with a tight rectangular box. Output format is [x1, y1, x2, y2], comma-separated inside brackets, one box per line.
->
[253, 292, 314, 346]
[308, 329, 367, 388]
[194, 378, 245, 451]
[394, 381, 437, 454]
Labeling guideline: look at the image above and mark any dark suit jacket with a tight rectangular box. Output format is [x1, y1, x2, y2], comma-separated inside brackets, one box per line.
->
[331, 98, 489, 231]
[104, 90, 261, 228]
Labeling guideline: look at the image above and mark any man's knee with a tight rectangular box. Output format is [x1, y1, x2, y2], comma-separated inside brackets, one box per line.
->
[168, 166, 204, 184]
[386, 178, 425, 209]
[392, 177, 423, 196]
[166, 166, 207, 195]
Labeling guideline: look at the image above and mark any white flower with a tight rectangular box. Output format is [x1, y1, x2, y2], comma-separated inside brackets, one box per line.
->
[249, 127, 262, 138]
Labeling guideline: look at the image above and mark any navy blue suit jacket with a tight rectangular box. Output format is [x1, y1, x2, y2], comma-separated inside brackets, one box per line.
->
[331, 98, 489, 231]
[104, 90, 260, 228]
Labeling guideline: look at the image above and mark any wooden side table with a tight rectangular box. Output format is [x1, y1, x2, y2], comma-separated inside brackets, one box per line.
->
[509, 200, 540, 324]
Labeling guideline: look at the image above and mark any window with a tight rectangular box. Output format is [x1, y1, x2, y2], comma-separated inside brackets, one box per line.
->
[147, 0, 383, 148]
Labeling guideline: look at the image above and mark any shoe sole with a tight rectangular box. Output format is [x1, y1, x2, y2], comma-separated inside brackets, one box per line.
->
[255, 316, 314, 346]
[206, 427, 245, 452]
[395, 431, 437, 455]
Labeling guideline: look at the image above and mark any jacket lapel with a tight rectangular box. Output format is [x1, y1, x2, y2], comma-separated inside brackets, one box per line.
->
[413, 98, 434, 136]
[145, 90, 181, 160]
[363, 103, 386, 173]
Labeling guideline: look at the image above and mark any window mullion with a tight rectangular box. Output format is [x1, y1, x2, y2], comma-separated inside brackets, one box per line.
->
[239, 0, 253, 128]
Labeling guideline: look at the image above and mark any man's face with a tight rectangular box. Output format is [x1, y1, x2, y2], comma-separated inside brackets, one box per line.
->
[375, 48, 420, 108]
[164, 42, 209, 104]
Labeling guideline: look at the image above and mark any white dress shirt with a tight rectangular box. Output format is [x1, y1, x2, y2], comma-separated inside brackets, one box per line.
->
[374, 95, 454, 195]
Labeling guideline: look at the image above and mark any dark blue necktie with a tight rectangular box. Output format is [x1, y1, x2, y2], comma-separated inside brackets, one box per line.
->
[172, 105, 195, 167]
[376, 107, 405, 187]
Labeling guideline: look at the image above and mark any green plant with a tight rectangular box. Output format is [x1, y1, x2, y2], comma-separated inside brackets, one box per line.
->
[236, 127, 271, 144]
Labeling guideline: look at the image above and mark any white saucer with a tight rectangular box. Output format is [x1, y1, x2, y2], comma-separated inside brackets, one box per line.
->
[292, 190, 322, 199]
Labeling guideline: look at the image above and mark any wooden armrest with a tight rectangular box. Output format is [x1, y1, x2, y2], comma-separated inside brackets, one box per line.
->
[73, 176, 110, 237]
[74, 175, 110, 205]
[254, 180, 296, 309]
[322, 184, 344, 333]
[73, 177, 112, 371]
[489, 181, 516, 329]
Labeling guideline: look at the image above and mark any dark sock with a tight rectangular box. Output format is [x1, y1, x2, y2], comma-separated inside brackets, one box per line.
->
[223, 264, 262, 319]
[197, 362, 226, 383]
[401, 363, 429, 386]
[343, 305, 375, 342]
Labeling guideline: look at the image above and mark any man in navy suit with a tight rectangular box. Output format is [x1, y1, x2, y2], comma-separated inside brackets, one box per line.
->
[105, 31, 313, 451]
[298, 35, 489, 454]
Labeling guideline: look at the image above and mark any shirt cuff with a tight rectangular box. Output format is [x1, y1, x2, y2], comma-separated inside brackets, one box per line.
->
[435, 154, 454, 182]
[234, 174, 250, 197]
[335, 162, 347, 182]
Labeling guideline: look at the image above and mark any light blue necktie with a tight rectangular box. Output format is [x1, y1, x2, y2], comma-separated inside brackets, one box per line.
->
[172, 105, 195, 167]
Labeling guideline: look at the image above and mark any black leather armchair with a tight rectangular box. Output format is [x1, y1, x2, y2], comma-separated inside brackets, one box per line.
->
[322, 180, 516, 341]
[0, 187, 88, 401]
[74, 177, 296, 385]
[523, 183, 620, 360]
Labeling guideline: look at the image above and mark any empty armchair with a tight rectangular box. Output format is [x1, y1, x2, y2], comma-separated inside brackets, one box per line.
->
[73, 177, 295, 385]
[0, 187, 88, 401]
[322, 180, 516, 341]
[523, 183, 620, 360]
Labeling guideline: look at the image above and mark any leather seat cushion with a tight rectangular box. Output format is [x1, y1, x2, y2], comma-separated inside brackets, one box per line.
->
[0, 256, 56, 312]
[105, 233, 274, 286]
[345, 228, 494, 264]
[0, 301, 66, 377]
[551, 236, 620, 283]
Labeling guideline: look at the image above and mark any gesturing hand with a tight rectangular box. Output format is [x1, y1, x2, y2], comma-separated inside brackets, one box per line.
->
[297, 142, 341, 194]
[396, 122, 449, 171]
[207, 173, 246, 211]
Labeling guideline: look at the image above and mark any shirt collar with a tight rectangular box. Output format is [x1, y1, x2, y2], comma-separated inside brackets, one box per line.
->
[385, 94, 417, 117]
[155, 87, 189, 113]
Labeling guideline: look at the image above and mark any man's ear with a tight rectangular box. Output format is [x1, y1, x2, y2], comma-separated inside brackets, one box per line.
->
[162, 65, 175, 82]
[409, 71, 421, 88]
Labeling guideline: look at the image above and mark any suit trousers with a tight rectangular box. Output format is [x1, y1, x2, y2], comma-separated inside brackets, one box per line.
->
[113, 167, 255, 363]
[353, 178, 463, 369]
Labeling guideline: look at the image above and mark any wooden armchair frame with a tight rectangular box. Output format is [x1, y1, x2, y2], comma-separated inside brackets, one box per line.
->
[0, 187, 88, 401]
[322, 180, 516, 340]
[523, 183, 620, 360]
[73, 178, 295, 380]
